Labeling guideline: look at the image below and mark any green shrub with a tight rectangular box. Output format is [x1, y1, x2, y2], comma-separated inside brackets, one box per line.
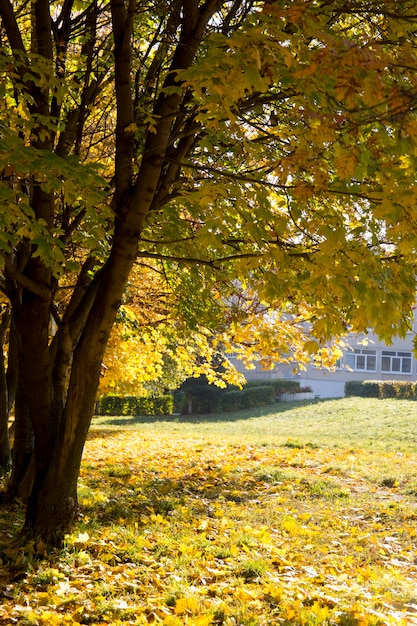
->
[172, 390, 185, 413]
[243, 385, 277, 407]
[219, 389, 246, 412]
[95, 394, 173, 416]
[180, 378, 284, 414]
[379, 382, 396, 399]
[345, 380, 417, 400]
[181, 387, 225, 414]
[179, 376, 230, 414]
[391, 381, 417, 399]
[245, 379, 300, 395]
[345, 381, 380, 397]
[220, 385, 277, 412]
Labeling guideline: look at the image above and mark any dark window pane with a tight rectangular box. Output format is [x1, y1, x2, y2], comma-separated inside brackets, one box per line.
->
[381, 357, 390, 371]
[392, 358, 401, 372]
[356, 355, 365, 369]
[367, 356, 376, 370]
[402, 359, 412, 373]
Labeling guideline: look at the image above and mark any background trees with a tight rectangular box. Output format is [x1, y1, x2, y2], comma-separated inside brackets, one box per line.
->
[1, 0, 417, 542]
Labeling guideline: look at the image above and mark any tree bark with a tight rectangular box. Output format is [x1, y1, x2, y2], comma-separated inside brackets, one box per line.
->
[23, 250, 137, 541]
[0, 307, 11, 468]
[8, 382, 34, 500]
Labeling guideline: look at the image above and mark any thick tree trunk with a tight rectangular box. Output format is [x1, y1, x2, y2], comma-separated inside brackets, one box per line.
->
[22, 250, 137, 543]
[0, 362, 10, 468]
[6, 317, 18, 414]
[24, 422, 80, 541]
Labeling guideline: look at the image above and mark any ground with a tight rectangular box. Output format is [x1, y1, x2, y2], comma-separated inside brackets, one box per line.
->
[1, 398, 417, 625]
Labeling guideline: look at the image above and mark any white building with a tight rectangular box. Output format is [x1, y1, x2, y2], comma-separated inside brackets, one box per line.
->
[231, 311, 417, 399]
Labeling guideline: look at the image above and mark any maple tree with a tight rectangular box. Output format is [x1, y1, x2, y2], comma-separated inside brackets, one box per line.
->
[1, 0, 417, 542]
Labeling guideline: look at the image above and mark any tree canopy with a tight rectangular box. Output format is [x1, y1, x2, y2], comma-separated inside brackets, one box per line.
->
[1, 0, 417, 541]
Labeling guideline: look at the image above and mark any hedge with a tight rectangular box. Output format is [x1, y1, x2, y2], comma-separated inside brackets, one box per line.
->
[220, 385, 277, 412]
[345, 380, 417, 400]
[245, 379, 301, 395]
[180, 379, 298, 414]
[97, 379, 306, 416]
[95, 394, 174, 416]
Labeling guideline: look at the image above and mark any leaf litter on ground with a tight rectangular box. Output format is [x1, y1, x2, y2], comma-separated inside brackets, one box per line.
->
[1, 426, 417, 625]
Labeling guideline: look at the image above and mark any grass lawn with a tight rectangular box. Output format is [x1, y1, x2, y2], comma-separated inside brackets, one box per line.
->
[1, 397, 417, 625]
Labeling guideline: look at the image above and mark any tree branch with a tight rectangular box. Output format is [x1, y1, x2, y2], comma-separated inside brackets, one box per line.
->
[0, 0, 25, 52]
[2, 255, 51, 300]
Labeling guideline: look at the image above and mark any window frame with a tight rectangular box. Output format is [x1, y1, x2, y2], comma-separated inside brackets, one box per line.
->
[344, 348, 377, 373]
[381, 350, 413, 375]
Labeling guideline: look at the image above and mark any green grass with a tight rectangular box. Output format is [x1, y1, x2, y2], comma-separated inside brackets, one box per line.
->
[92, 396, 417, 451]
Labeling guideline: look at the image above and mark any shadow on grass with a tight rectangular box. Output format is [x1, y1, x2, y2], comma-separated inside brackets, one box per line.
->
[91, 398, 325, 429]
[80, 468, 266, 527]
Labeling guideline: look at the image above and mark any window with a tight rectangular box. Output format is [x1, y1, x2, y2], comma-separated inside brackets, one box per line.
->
[381, 351, 412, 374]
[345, 348, 377, 372]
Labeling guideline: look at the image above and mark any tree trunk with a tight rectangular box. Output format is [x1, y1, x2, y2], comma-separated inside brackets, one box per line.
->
[22, 249, 137, 543]
[0, 350, 10, 468]
[24, 420, 80, 541]
[0, 362, 10, 468]
[6, 316, 18, 414]
[8, 384, 34, 500]
[0, 307, 11, 468]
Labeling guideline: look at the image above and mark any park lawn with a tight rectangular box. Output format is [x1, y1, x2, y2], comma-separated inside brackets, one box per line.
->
[0, 398, 417, 625]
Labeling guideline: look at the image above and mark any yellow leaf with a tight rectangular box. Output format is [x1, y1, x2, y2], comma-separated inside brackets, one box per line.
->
[39, 611, 62, 625]
[175, 596, 200, 615]
[163, 618, 183, 626]
[334, 145, 358, 179]
[75, 531, 90, 545]
[190, 616, 213, 626]
[124, 122, 138, 133]
[36, 539, 47, 555]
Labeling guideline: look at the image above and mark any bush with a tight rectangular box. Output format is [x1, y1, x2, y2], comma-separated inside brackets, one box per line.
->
[95, 394, 173, 416]
[172, 390, 185, 413]
[379, 382, 396, 399]
[179, 376, 231, 414]
[220, 385, 277, 411]
[345, 381, 379, 397]
[180, 387, 226, 415]
[179, 378, 291, 414]
[245, 379, 301, 396]
[345, 380, 417, 400]
[390, 381, 417, 399]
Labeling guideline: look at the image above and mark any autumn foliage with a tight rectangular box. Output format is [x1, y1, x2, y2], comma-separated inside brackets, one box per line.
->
[3, 0, 417, 541]
[1, 398, 417, 625]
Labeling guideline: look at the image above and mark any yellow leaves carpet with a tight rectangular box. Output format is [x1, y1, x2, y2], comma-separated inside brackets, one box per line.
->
[1, 431, 417, 625]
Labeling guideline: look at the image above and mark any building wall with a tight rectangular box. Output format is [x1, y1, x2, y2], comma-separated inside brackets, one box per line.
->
[229, 311, 417, 399]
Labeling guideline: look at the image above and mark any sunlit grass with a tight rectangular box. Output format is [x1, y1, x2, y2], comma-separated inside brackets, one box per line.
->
[91, 396, 417, 451]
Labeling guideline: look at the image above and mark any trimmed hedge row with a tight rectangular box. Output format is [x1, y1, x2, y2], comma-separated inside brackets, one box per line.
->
[180, 384, 278, 414]
[218, 385, 277, 412]
[180, 379, 302, 414]
[245, 379, 301, 395]
[345, 380, 417, 400]
[96, 379, 305, 417]
[95, 394, 174, 416]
